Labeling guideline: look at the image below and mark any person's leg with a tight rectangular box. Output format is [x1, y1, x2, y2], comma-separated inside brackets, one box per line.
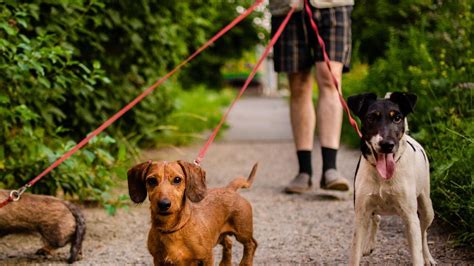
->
[310, 5, 352, 191]
[290, 70, 315, 173]
[285, 70, 316, 193]
[316, 61, 350, 189]
[271, 10, 316, 193]
[315, 61, 349, 191]
[316, 61, 343, 150]
[284, 70, 316, 193]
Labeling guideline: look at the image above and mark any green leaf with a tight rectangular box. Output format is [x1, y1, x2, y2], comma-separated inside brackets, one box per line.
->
[82, 150, 96, 163]
[93, 60, 101, 69]
[37, 77, 51, 88]
[77, 63, 91, 74]
[14, 105, 38, 121]
[0, 95, 9, 104]
[117, 143, 126, 161]
[0, 22, 17, 36]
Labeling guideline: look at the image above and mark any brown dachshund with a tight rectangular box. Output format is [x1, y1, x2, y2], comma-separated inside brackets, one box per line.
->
[0, 190, 86, 263]
[127, 160, 258, 266]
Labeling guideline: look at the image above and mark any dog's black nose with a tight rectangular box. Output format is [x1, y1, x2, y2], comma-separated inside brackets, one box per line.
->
[380, 140, 395, 153]
[158, 199, 171, 211]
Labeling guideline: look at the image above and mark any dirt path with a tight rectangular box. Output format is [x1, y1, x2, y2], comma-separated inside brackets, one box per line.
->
[1, 97, 472, 265]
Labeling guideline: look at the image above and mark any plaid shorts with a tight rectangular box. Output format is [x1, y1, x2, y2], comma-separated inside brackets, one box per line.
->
[271, 6, 353, 73]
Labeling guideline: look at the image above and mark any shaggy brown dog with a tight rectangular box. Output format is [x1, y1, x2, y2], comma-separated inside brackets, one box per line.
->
[127, 160, 258, 266]
[0, 190, 86, 263]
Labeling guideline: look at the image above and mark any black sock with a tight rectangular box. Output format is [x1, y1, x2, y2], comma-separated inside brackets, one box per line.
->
[297, 150, 312, 176]
[322, 147, 338, 173]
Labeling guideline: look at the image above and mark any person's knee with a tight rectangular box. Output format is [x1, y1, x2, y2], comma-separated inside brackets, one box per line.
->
[315, 62, 343, 95]
[289, 71, 312, 100]
[291, 87, 312, 101]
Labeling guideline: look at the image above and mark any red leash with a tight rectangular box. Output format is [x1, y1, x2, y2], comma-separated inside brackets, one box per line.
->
[303, 0, 362, 138]
[0, 0, 264, 208]
[0, 195, 12, 208]
[194, 4, 298, 165]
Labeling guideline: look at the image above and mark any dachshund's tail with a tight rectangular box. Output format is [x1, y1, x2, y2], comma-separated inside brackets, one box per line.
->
[64, 201, 86, 263]
[226, 163, 258, 191]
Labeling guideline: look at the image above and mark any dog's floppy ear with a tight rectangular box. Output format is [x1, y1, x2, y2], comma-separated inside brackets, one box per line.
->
[389, 92, 417, 116]
[127, 161, 152, 203]
[178, 160, 207, 203]
[347, 93, 377, 118]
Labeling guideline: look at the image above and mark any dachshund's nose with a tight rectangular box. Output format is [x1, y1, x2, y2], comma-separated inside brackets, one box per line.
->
[158, 199, 171, 211]
[380, 140, 395, 153]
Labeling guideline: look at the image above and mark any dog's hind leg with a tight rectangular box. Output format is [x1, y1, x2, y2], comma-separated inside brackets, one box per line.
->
[36, 233, 65, 257]
[233, 217, 257, 266]
[417, 193, 436, 265]
[36, 244, 54, 257]
[219, 235, 233, 266]
[235, 235, 257, 266]
[363, 213, 380, 256]
[230, 201, 257, 265]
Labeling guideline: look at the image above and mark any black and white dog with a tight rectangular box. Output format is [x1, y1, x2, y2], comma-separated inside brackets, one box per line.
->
[347, 92, 436, 265]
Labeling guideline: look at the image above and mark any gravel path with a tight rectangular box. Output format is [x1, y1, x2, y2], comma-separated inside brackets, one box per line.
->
[1, 97, 472, 265]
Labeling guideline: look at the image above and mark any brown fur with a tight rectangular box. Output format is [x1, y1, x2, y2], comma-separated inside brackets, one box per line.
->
[0, 190, 86, 263]
[127, 160, 258, 266]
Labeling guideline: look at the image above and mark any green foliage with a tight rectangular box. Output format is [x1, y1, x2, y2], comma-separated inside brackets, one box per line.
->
[0, 0, 261, 208]
[156, 86, 234, 147]
[0, 1, 122, 202]
[354, 1, 473, 245]
[179, 1, 265, 88]
[340, 63, 369, 147]
[352, 0, 434, 63]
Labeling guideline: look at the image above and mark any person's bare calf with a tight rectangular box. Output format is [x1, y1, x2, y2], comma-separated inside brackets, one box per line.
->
[316, 61, 349, 191]
[284, 70, 315, 194]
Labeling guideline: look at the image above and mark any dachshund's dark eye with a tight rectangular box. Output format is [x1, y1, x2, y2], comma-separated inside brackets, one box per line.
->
[393, 114, 403, 124]
[146, 178, 158, 187]
[173, 176, 182, 185]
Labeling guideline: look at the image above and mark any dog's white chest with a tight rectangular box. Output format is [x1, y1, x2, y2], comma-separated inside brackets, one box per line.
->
[355, 164, 407, 215]
[366, 185, 404, 215]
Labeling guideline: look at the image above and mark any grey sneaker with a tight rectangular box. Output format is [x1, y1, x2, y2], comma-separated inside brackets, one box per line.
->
[320, 169, 349, 191]
[284, 173, 312, 194]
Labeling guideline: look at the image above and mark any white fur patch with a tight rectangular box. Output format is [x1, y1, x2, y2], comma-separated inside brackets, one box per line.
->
[369, 134, 383, 152]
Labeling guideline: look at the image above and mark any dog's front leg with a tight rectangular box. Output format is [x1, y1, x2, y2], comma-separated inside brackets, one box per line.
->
[350, 210, 371, 265]
[363, 213, 380, 256]
[418, 193, 436, 265]
[202, 255, 214, 266]
[401, 208, 424, 266]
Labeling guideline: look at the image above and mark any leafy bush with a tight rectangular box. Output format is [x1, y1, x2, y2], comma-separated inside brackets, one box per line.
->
[0, 0, 262, 206]
[356, 1, 473, 245]
[352, 0, 434, 63]
[0, 2, 126, 201]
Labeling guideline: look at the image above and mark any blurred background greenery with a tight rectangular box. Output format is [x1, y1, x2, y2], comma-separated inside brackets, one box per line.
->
[0, 0, 472, 245]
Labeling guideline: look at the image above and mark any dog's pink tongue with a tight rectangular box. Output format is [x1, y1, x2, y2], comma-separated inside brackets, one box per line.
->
[376, 153, 395, 179]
